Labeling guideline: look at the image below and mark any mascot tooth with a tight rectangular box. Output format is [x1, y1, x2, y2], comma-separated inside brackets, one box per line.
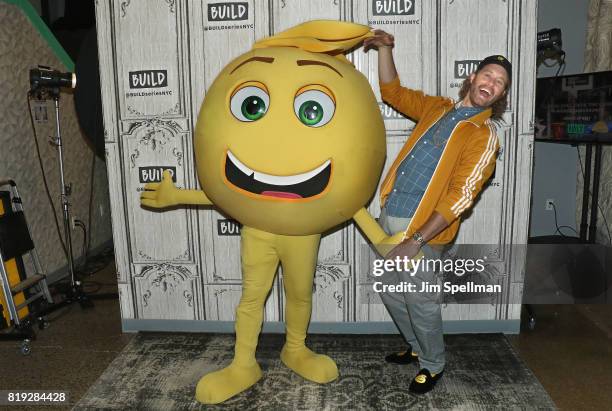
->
[141, 19, 418, 404]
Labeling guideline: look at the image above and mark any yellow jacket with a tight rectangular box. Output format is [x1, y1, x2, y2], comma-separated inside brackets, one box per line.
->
[379, 77, 500, 245]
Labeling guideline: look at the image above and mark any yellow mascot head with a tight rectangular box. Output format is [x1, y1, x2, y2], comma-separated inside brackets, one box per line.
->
[194, 20, 386, 235]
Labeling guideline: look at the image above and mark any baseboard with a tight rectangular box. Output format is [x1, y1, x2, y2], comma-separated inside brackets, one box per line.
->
[46, 239, 114, 285]
[121, 319, 521, 335]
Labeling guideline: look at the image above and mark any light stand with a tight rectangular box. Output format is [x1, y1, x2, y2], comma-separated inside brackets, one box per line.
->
[29, 87, 92, 309]
[29, 67, 117, 312]
[52, 91, 76, 285]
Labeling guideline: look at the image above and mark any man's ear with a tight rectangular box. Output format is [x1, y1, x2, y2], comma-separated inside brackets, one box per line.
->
[469, 72, 476, 83]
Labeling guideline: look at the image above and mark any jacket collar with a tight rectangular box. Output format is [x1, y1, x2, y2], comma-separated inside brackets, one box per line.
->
[445, 98, 493, 127]
[465, 108, 493, 127]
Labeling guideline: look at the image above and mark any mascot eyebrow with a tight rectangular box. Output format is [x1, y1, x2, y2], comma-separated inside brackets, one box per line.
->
[231, 56, 342, 78]
[297, 60, 342, 77]
[230, 56, 275, 74]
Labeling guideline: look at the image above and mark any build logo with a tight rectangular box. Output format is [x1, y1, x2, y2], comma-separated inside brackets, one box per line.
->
[217, 219, 242, 236]
[454, 60, 481, 79]
[138, 166, 176, 183]
[129, 70, 168, 89]
[372, 0, 415, 15]
[207, 2, 248, 21]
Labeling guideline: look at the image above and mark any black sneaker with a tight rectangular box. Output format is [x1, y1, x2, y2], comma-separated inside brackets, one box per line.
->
[408, 368, 443, 394]
[384, 346, 418, 364]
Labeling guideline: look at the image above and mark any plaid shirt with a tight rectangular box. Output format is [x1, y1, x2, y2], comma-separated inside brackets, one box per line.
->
[385, 105, 484, 218]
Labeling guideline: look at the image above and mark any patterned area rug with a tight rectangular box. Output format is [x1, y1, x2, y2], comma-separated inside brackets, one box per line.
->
[74, 333, 556, 410]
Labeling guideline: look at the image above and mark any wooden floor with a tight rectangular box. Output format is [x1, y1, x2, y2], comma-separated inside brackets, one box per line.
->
[507, 304, 612, 410]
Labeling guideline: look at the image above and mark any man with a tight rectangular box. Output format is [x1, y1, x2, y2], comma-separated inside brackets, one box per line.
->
[363, 30, 510, 394]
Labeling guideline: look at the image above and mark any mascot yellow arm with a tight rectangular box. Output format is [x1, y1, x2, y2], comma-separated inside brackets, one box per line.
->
[140, 170, 212, 208]
[353, 207, 415, 257]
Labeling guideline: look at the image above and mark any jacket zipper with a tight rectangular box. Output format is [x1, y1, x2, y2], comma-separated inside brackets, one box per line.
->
[381, 106, 447, 206]
[401, 118, 470, 241]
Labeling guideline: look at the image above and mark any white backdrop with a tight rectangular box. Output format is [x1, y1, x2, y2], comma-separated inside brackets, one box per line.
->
[95, 0, 537, 332]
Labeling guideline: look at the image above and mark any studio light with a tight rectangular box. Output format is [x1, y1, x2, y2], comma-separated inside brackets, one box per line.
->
[29, 65, 76, 92]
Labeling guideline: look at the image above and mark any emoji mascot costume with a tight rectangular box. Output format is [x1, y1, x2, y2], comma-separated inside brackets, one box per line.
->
[141, 20, 415, 404]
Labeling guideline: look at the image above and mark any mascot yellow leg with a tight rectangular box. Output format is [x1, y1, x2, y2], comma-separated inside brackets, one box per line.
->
[277, 233, 339, 383]
[195, 228, 338, 404]
[195, 227, 278, 404]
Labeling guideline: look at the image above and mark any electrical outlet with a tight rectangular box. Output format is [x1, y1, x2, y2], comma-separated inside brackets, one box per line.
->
[545, 199, 555, 211]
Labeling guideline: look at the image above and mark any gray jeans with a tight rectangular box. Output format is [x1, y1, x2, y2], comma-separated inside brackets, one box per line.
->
[378, 208, 446, 374]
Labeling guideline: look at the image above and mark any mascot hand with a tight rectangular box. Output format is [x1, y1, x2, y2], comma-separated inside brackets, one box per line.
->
[376, 232, 409, 257]
[140, 170, 181, 208]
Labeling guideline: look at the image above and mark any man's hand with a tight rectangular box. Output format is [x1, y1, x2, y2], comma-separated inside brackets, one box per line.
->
[363, 30, 397, 83]
[140, 170, 180, 208]
[363, 29, 395, 51]
[386, 238, 421, 261]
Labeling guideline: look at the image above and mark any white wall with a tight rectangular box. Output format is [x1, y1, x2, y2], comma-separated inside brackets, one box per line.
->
[95, 0, 537, 329]
[529, 0, 588, 238]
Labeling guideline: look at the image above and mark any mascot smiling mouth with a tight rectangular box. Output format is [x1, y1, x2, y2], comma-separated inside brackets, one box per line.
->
[224, 150, 332, 199]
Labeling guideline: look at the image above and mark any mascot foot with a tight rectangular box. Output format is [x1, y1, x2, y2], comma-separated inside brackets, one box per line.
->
[195, 362, 262, 404]
[280, 345, 339, 383]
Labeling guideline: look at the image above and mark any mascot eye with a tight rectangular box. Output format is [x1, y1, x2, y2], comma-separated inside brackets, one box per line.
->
[230, 85, 270, 122]
[293, 89, 335, 127]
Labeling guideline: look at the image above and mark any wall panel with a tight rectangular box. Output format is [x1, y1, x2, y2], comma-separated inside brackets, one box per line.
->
[352, 0, 437, 131]
[271, 0, 344, 32]
[113, 0, 185, 119]
[96, 0, 536, 330]
[133, 263, 202, 320]
[121, 119, 195, 263]
[440, 0, 513, 109]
